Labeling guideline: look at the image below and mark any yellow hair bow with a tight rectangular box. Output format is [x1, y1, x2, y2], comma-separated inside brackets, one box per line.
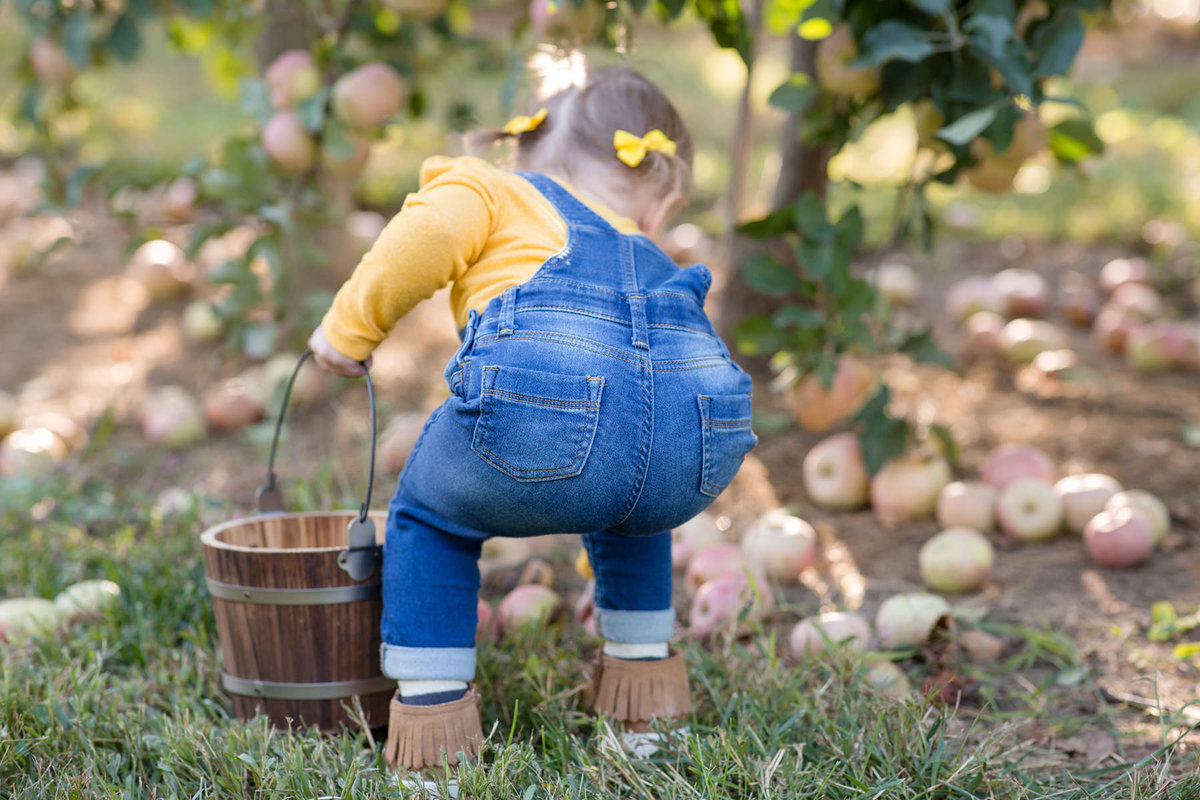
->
[613, 128, 676, 168]
[503, 107, 548, 136]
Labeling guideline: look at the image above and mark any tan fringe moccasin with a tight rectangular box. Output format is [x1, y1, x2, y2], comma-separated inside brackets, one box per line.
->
[383, 687, 484, 772]
[588, 651, 693, 730]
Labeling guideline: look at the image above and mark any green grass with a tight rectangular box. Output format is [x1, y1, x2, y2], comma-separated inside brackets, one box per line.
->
[2, 457, 1199, 798]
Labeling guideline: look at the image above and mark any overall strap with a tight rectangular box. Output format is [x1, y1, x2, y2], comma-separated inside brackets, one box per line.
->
[516, 172, 617, 233]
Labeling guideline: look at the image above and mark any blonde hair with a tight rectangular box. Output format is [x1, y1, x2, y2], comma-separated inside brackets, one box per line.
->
[471, 64, 693, 202]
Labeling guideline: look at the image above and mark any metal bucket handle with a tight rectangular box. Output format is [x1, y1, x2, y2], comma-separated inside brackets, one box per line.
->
[256, 349, 381, 581]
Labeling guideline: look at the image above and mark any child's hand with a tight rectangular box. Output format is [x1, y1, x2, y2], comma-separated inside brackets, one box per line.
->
[308, 326, 371, 377]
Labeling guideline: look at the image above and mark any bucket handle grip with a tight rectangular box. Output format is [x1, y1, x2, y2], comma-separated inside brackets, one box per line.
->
[257, 349, 381, 582]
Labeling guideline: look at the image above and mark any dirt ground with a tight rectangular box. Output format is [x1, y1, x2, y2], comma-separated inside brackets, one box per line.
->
[3, 210, 1200, 768]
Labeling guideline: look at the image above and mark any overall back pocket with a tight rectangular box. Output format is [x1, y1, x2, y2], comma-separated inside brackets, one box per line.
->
[472, 365, 605, 482]
[698, 393, 757, 497]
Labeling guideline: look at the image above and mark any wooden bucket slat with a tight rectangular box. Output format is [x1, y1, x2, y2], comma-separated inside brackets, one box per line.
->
[202, 511, 390, 731]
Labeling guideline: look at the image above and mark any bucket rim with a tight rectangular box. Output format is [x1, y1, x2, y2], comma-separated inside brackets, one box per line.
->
[199, 509, 386, 555]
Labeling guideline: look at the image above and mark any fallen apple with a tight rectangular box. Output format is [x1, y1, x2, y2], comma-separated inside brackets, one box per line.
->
[1001, 318, 1066, 364]
[1105, 490, 1169, 546]
[332, 62, 405, 130]
[54, 580, 121, 623]
[947, 276, 1006, 323]
[181, 300, 224, 344]
[961, 311, 1008, 363]
[993, 268, 1049, 319]
[476, 597, 496, 641]
[1054, 473, 1123, 534]
[1099, 257, 1150, 294]
[262, 111, 317, 175]
[869, 262, 919, 307]
[687, 569, 772, 638]
[789, 355, 876, 432]
[0, 598, 63, 644]
[862, 657, 912, 699]
[787, 611, 871, 659]
[140, 387, 205, 448]
[0, 427, 67, 477]
[1083, 507, 1154, 568]
[1125, 321, 1185, 374]
[981, 442, 1055, 489]
[162, 177, 199, 222]
[741, 509, 818, 583]
[802, 433, 869, 510]
[1108, 283, 1163, 320]
[815, 26, 880, 96]
[127, 239, 193, 301]
[203, 378, 266, 433]
[996, 478, 1063, 541]
[918, 527, 994, 593]
[936, 481, 997, 532]
[685, 542, 745, 595]
[496, 584, 562, 636]
[874, 593, 951, 650]
[670, 512, 723, 570]
[1092, 305, 1141, 354]
[870, 448, 952, 529]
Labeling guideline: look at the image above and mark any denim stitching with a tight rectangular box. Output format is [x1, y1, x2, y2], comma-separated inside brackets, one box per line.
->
[473, 332, 647, 366]
[483, 388, 601, 409]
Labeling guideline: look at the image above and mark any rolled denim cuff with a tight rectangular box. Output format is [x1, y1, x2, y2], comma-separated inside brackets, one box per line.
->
[596, 607, 675, 644]
[380, 643, 477, 682]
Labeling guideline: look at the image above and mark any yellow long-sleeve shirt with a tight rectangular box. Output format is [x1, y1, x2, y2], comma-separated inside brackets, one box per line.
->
[321, 155, 643, 361]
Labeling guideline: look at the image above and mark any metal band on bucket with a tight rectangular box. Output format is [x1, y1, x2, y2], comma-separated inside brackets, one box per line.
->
[206, 577, 381, 606]
[222, 673, 395, 701]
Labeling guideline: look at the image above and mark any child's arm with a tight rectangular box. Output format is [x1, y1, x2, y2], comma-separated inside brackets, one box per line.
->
[312, 158, 495, 372]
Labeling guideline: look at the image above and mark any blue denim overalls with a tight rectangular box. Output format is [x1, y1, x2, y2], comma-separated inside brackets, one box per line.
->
[380, 173, 757, 682]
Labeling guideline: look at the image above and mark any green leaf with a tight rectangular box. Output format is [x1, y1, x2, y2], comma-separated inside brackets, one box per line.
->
[62, 11, 91, 67]
[796, 237, 833, 281]
[813, 349, 838, 388]
[734, 314, 789, 356]
[858, 416, 911, 476]
[791, 192, 830, 238]
[907, 0, 950, 12]
[768, 75, 819, 112]
[964, 13, 1013, 60]
[743, 253, 805, 296]
[857, 21, 937, 66]
[936, 106, 998, 146]
[852, 384, 890, 424]
[295, 87, 330, 134]
[238, 78, 274, 126]
[106, 13, 142, 62]
[738, 206, 794, 238]
[207, 259, 250, 285]
[773, 306, 826, 329]
[928, 423, 959, 465]
[898, 327, 955, 369]
[322, 118, 356, 161]
[1049, 118, 1104, 164]
[65, 165, 99, 207]
[1030, 8, 1085, 78]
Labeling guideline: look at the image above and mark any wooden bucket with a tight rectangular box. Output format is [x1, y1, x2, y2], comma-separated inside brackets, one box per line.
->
[201, 351, 392, 731]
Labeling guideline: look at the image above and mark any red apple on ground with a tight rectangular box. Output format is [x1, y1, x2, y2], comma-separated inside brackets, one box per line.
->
[162, 177, 198, 222]
[1001, 318, 1066, 364]
[181, 300, 224, 343]
[815, 26, 880, 96]
[1108, 283, 1163, 320]
[790, 356, 876, 432]
[981, 443, 1055, 489]
[961, 311, 1008, 363]
[1092, 305, 1141, 354]
[203, 378, 266, 433]
[862, 658, 912, 698]
[139, 387, 205, 448]
[1105, 490, 1169, 546]
[332, 62, 405, 130]
[1099, 257, 1150, 294]
[936, 481, 997, 532]
[993, 268, 1049, 318]
[476, 598, 496, 641]
[870, 448, 952, 528]
[918, 528, 994, 593]
[996, 478, 1063, 541]
[1125, 321, 1185, 374]
[379, 412, 426, 474]
[687, 569, 772, 638]
[802, 433, 869, 510]
[1054, 473, 1123, 534]
[788, 611, 871, 659]
[0, 598, 63, 644]
[262, 111, 316, 175]
[0, 427, 67, 476]
[1084, 507, 1154, 568]
[1177, 323, 1200, 371]
[685, 543, 745, 594]
[740, 509, 818, 583]
[497, 584, 562, 636]
[874, 593, 951, 650]
[54, 580, 121, 623]
[127, 239, 193, 300]
[947, 276, 1006, 322]
[670, 513, 723, 570]
[1059, 276, 1101, 327]
[264, 50, 321, 109]
[869, 262, 919, 306]
[1030, 348, 1080, 379]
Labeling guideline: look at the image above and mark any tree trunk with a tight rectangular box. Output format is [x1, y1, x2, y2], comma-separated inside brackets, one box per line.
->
[716, 33, 830, 375]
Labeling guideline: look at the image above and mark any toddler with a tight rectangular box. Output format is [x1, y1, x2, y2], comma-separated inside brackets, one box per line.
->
[309, 64, 757, 777]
